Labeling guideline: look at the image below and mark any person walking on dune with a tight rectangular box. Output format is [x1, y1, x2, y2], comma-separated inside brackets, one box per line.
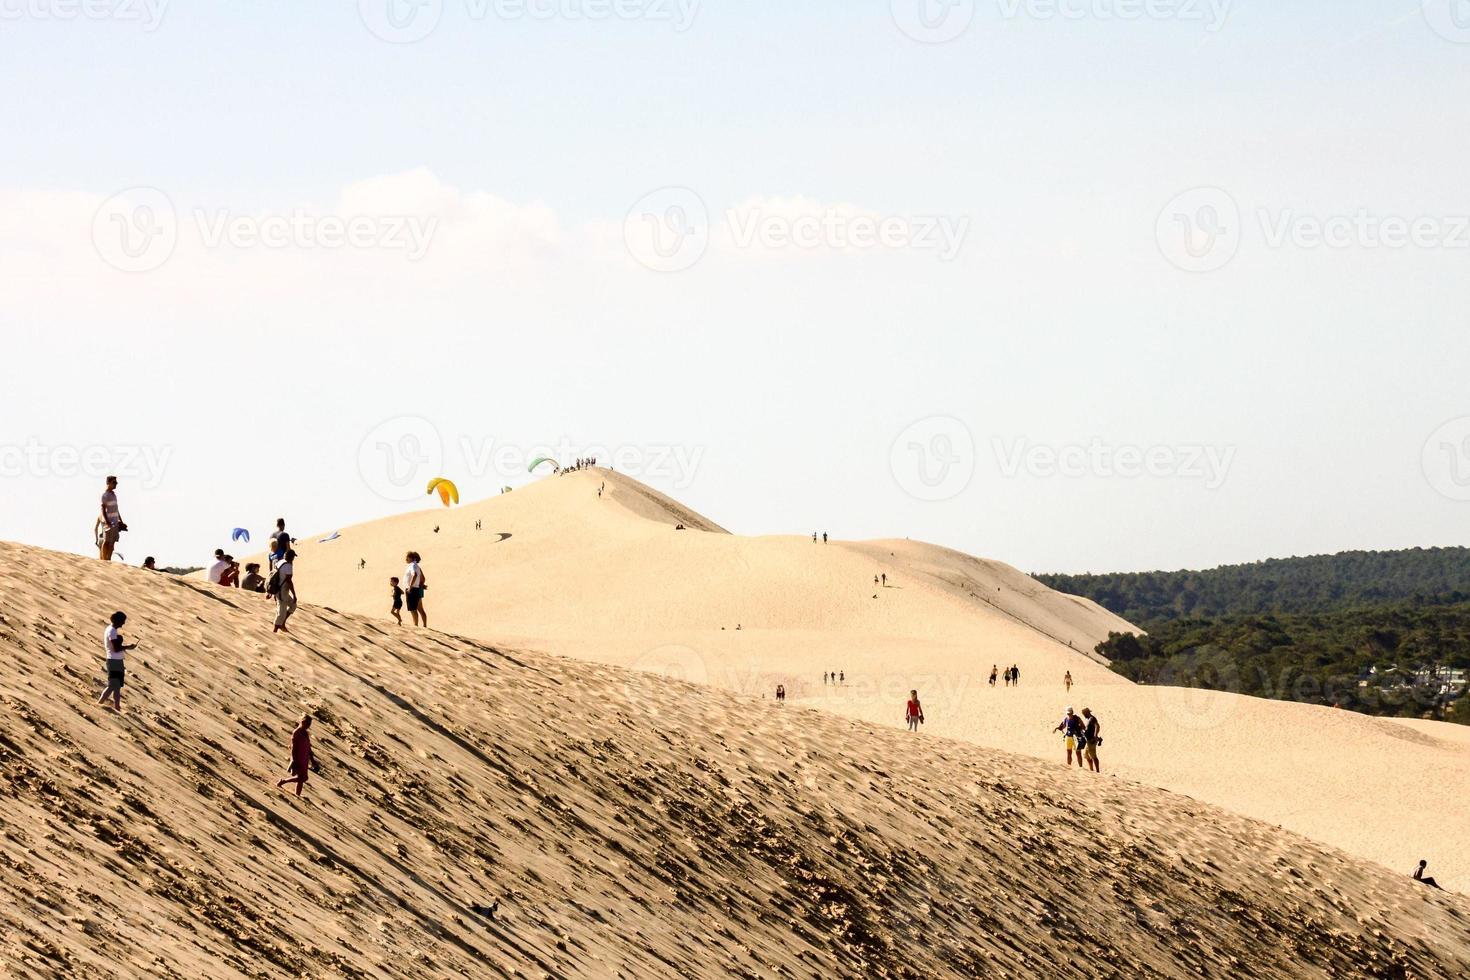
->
[270, 549, 298, 633]
[98, 475, 126, 561]
[1054, 707, 1085, 768]
[1081, 707, 1101, 773]
[906, 690, 925, 732]
[98, 611, 136, 711]
[403, 551, 428, 628]
[276, 714, 313, 797]
[989, 665, 998, 688]
[390, 576, 404, 625]
[1011, 664, 1021, 686]
[1064, 671, 1073, 693]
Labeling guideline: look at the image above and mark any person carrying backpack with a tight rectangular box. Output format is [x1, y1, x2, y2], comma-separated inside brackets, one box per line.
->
[1081, 707, 1102, 773]
[269, 549, 297, 634]
[1053, 708, 1085, 768]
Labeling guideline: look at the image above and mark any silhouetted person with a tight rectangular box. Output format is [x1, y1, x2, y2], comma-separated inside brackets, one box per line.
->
[1414, 860, 1442, 889]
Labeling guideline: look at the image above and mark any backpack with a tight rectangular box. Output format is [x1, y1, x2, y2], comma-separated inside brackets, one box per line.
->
[266, 568, 283, 597]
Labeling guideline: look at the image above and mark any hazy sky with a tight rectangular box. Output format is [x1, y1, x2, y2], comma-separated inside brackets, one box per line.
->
[3, 0, 1469, 574]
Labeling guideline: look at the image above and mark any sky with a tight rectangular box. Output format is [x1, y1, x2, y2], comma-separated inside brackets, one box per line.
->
[2, 0, 1469, 574]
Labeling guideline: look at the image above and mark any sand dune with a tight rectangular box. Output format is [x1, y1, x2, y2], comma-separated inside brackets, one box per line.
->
[8, 541, 1470, 978]
[256, 469, 1470, 895]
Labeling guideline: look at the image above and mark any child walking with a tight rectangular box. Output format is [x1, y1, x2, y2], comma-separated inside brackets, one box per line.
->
[390, 576, 404, 625]
[98, 611, 136, 711]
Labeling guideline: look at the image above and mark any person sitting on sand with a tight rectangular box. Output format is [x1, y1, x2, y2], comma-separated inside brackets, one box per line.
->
[1054, 708, 1085, 768]
[240, 563, 265, 593]
[1081, 707, 1101, 773]
[142, 557, 157, 571]
[390, 576, 404, 625]
[276, 714, 313, 797]
[219, 556, 240, 589]
[1414, 860, 1442, 889]
[906, 690, 925, 732]
[207, 549, 229, 584]
[403, 552, 427, 628]
[270, 549, 298, 634]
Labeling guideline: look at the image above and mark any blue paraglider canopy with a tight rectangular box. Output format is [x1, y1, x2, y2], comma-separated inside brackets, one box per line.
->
[231, 528, 250, 543]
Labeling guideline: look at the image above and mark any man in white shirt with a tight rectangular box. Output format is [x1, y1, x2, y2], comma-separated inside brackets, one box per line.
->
[207, 549, 230, 584]
[403, 551, 427, 628]
[98, 611, 135, 710]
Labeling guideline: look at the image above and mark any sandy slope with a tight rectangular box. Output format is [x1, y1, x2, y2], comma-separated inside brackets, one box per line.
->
[8, 542, 1470, 978]
[254, 469, 1470, 895]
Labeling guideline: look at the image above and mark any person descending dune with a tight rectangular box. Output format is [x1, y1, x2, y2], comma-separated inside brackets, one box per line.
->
[97, 611, 136, 711]
[276, 714, 313, 797]
[269, 550, 298, 634]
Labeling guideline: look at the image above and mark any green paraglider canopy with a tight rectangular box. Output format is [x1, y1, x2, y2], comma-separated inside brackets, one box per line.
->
[528, 457, 559, 474]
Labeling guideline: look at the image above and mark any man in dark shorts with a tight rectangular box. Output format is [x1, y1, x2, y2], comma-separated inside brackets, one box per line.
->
[403, 552, 427, 627]
[98, 611, 136, 710]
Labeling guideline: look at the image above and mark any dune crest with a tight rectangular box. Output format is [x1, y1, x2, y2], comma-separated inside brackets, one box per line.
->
[222, 470, 1470, 895]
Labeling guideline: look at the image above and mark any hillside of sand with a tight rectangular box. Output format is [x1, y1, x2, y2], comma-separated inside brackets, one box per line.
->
[253, 469, 1470, 895]
[8, 541, 1470, 978]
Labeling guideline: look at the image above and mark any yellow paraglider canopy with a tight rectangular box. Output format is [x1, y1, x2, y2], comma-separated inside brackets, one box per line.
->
[427, 477, 459, 507]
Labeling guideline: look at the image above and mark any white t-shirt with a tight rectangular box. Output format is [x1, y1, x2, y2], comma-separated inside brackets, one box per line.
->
[103, 625, 124, 662]
[404, 562, 422, 589]
[207, 559, 230, 584]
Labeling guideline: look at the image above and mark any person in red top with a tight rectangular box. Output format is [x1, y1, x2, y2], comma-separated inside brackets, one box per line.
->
[906, 690, 925, 732]
[276, 714, 313, 797]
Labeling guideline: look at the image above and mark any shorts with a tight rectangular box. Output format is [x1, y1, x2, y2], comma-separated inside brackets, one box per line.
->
[1084, 741, 1098, 760]
[102, 525, 121, 547]
[1064, 736, 1076, 750]
[107, 664, 125, 687]
[406, 587, 424, 612]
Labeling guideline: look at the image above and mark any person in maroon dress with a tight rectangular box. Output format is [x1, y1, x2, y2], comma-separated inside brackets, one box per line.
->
[276, 714, 313, 797]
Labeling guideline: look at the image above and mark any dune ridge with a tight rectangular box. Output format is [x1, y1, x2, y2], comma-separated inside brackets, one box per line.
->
[252, 469, 1470, 895]
[7, 541, 1470, 978]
